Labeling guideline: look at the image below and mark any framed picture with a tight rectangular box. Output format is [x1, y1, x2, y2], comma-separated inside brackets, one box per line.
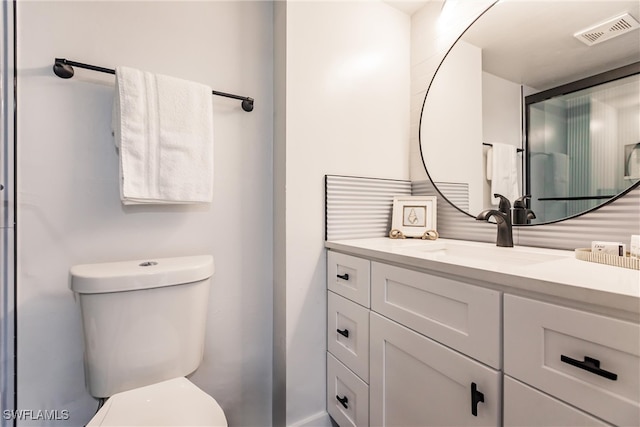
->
[391, 196, 437, 238]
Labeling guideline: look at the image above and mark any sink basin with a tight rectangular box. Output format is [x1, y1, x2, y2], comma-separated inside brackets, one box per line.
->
[394, 240, 567, 267]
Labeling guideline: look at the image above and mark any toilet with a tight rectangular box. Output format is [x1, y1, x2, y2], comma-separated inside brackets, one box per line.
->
[70, 255, 227, 426]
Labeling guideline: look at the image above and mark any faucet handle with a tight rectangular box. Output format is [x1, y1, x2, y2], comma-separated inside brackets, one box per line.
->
[493, 193, 511, 215]
[513, 195, 531, 208]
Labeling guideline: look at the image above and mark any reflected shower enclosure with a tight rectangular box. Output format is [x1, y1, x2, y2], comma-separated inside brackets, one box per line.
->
[525, 65, 640, 224]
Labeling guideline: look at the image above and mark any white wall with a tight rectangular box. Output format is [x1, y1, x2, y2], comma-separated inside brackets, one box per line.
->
[410, 0, 495, 181]
[482, 71, 523, 207]
[275, 1, 410, 424]
[482, 72, 521, 145]
[421, 40, 483, 213]
[17, 2, 272, 426]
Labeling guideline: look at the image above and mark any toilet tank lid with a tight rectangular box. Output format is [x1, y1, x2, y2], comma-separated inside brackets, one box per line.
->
[70, 255, 214, 294]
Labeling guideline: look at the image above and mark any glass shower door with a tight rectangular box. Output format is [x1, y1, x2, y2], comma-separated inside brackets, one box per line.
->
[0, 0, 15, 425]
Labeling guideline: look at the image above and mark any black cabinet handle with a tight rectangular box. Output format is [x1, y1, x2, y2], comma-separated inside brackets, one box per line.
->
[337, 328, 349, 338]
[470, 382, 484, 416]
[336, 395, 349, 409]
[560, 355, 618, 381]
[337, 273, 350, 281]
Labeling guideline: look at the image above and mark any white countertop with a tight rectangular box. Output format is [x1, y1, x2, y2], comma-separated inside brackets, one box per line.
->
[326, 237, 640, 318]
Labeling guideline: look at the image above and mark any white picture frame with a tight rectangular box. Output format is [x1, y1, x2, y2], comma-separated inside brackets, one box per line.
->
[391, 196, 437, 238]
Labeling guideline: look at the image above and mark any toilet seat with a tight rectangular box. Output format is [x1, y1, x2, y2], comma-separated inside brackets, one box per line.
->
[87, 377, 228, 426]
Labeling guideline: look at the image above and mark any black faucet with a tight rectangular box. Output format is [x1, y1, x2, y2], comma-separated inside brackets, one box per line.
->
[476, 194, 513, 247]
[512, 195, 536, 225]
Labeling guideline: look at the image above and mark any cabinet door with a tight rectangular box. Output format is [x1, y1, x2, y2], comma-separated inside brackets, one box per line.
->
[504, 376, 611, 427]
[370, 312, 501, 427]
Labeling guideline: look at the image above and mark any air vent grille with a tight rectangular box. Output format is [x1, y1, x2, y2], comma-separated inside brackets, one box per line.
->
[574, 13, 640, 46]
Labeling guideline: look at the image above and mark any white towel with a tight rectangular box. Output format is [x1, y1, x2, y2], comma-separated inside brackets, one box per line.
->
[488, 143, 520, 205]
[112, 66, 214, 204]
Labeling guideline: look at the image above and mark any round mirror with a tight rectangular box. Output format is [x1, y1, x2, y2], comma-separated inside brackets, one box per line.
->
[419, 0, 640, 225]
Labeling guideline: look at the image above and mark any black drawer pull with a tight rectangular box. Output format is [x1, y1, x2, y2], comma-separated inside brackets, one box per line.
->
[337, 273, 350, 281]
[560, 355, 618, 381]
[337, 328, 350, 338]
[470, 382, 484, 416]
[336, 395, 349, 409]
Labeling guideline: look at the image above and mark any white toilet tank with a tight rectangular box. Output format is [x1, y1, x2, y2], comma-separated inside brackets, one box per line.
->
[70, 255, 214, 398]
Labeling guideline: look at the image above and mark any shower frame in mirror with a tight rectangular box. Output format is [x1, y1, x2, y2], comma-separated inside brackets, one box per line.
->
[418, 0, 640, 226]
[524, 62, 640, 224]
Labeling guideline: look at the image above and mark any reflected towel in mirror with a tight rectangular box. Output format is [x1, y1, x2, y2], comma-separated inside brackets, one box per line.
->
[487, 143, 520, 205]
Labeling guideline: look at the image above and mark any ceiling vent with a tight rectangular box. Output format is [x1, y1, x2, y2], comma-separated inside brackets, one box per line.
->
[574, 13, 640, 46]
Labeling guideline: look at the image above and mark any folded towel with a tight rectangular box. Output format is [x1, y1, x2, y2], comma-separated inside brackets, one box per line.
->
[112, 66, 214, 204]
[489, 143, 520, 205]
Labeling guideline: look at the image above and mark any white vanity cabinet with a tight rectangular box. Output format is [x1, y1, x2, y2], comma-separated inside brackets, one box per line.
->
[326, 251, 371, 427]
[326, 238, 640, 427]
[326, 250, 501, 426]
[368, 262, 501, 426]
[504, 294, 640, 427]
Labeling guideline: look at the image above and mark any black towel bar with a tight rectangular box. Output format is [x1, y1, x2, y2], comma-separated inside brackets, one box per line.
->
[483, 142, 524, 153]
[53, 58, 254, 112]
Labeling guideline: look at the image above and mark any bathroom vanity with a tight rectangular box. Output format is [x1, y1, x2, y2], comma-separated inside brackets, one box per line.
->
[325, 238, 640, 426]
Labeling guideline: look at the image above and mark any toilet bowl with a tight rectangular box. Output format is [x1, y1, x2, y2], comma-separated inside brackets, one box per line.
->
[87, 378, 227, 427]
[71, 255, 227, 427]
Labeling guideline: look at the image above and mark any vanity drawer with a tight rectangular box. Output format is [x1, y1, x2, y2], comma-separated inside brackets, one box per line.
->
[503, 376, 611, 427]
[327, 352, 369, 427]
[327, 251, 370, 307]
[504, 294, 640, 427]
[371, 262, 501, 368]
[327, 291, 369, 382]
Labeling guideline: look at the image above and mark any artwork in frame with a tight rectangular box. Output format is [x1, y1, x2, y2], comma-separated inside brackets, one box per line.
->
[390, 196, 437, 238]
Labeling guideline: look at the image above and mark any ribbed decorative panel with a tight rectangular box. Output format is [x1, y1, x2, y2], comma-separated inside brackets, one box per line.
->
[518, 186, 640, 250]
[433, 182, 469, 212]
[567, 97, 592, 216]
[412, 180, 495, 243]
[325, 175, 411, 240]
[412, 180, 640, 250]
[326, 176, 639, 251]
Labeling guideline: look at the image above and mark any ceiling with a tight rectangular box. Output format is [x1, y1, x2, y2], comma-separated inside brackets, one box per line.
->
[383, 0, 432, 16]
[461, 1, 640, 90]
[383, 0, 639, 91]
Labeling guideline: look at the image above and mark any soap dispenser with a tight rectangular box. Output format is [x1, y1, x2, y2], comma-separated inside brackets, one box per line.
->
[512, 195, 536, 225]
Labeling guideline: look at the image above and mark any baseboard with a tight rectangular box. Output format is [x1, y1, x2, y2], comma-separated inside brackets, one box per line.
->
[289, 410, 332, 427]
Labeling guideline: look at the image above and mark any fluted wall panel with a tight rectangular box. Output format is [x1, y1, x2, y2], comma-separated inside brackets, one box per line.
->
[326, 176, 639, 251]
[412, 180, 495, 243]
[325, 175, 411, 240]
[518, 186, 640, 250]
[433, 182, 469, 212]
